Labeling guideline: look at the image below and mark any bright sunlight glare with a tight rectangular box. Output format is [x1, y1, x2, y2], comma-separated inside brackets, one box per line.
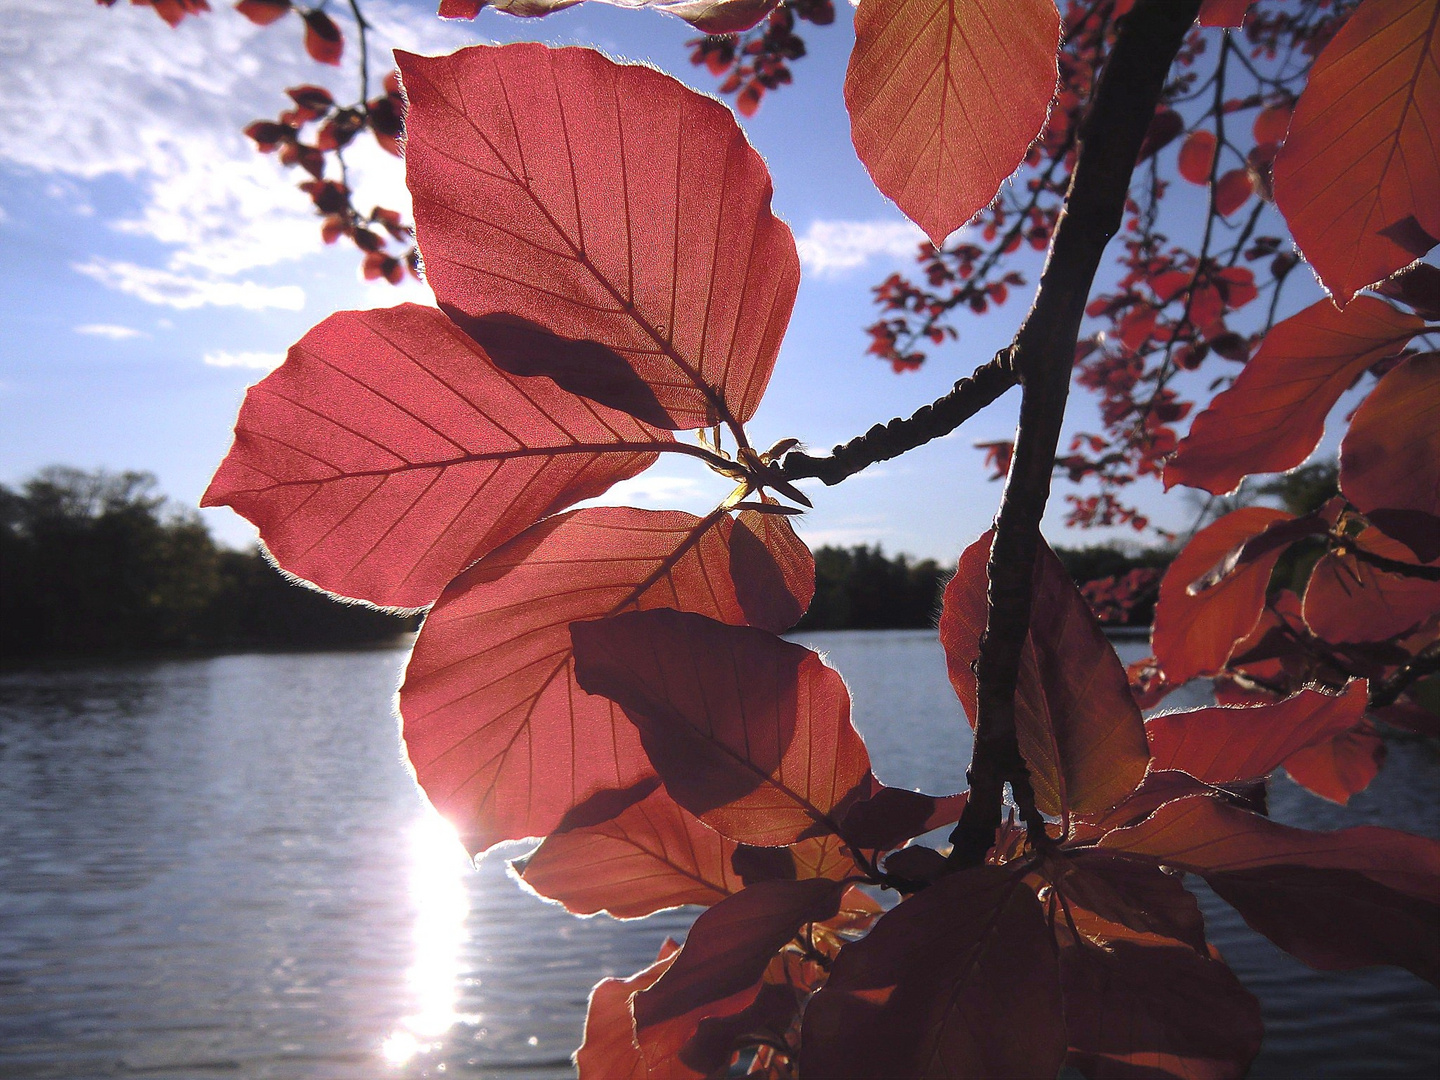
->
[380, 809, 475, 1068]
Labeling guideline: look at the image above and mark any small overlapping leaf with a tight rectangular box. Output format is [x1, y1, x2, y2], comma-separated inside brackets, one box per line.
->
[1304, 527, 1440, 642]
[1272, 0, 1440, 304]
[398, 43, 800, 430]
[633, 878, 844, 1038]
[1152, 507, 1294, 687]
[844, 0, 1062, 246]
[1101, 795, 1440, 984]
[1145, 682, 1369, 786]
[1341, 352, 1440, 531]
[575, 940, 680, 1080]
[940, 533, 1150, 817]
[1166, 297, 1424, 496]
[202, 305, 669, 609]
[402, 506, 811, 853]
[801, 866, 1066, 1079]
[1281, 723, 1387, 806]
[518, 778, 745, 918]
[572, 609, 872, 846]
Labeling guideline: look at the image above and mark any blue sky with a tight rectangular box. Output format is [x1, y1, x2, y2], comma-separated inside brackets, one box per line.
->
[0, 0, 1329, 562]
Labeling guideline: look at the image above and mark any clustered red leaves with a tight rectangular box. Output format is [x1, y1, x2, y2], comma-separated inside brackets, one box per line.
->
[196, 4, 1440, 1073]
[868, 0, 1440, 543]
[114, 0, 417, 282]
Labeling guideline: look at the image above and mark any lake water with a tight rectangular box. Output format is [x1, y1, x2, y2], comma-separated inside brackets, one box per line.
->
[1, 631, 1437, 1078]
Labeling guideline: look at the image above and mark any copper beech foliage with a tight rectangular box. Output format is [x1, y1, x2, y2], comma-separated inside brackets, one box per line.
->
[187, 0, 1440, 1076]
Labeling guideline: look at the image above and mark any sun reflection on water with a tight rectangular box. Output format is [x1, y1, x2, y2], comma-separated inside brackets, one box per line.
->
[381, 809, 476, 1068]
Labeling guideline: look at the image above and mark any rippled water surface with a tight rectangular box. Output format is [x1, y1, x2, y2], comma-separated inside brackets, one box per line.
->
[1, 632, 1436, 1078]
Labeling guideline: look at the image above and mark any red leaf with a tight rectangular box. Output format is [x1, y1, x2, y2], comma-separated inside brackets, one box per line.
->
[940, 533, 1150, 817]
[436, 0, 483, 16]
[1304, 527, 1440, 642]
[1376, 260, 1440, 319]
[1273, 0, 1440, 304]
[1100, 794, 1440, 899]
[801, 867, 1066, 1080]
[1144, 682, 1369, 786]
[571, 610, 872, 846]
[1151, 507, 1293, 686]
[1178, 130, 1217, 185]
[519, 779, 746, 918]
[1055, 851, 1208, 952]
[1214, 167, 1254, 217]
[730, 507, 814, 632]
[301, 10, 342, 66]
[402, 506, 790, 853]
[576, 944, 679, 1080]
[1281, 724, 1386, 805]
[634, 879, 843, 1033]
[1059, 935, 1261, 1079]
[235, 0, 288, 26]
[1341, 352, 1440, 525]
[839, 785, 968, 851]
[1198, 0, 1251, 27]
[202, 305, 668, 608]
[844, 0, 1061, 246]
[396, 44, 799, 430]
[1167, 297, 1423, 496]
[1252, 101, 1293, 146]
[1103, 796, 1440, 984]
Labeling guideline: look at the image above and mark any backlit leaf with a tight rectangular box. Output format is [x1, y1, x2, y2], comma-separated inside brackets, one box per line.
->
[1151, 508, 1293, 687]
[202, 305, 667, 609]
[844, 0, 1061, 246]
[301, 10, 342, 65]
[1214, 167, 1254, 216]
[634, 879, 844, 1033]
[1198, 0, 1251, 27]
[1178, 129, 1216, 184]
[801, 866, 1066, 1079]
[1272, 0, 1440, 304]
[839, 784, 968, 851]
[576, 943, 680, 1080]
[1059, 935, 1261, 1080]
[1144, 682, 1369, 786]
[519, 778, 746, 918]
[1304, 527, 1440, 642]
[940, 533, 1150, 817]
[731, 508, 815, 632]
[402, 506, 805, 852]
[1340, 353, 1440, 529]
[1280, 724, 1386, 805]
[1100, 794, 1440, 900]
[397, 44, 799, 430]
[572, 610, 872, 846]
[1054, 851, 1208, 953]
[1166, 297, 1422, 496]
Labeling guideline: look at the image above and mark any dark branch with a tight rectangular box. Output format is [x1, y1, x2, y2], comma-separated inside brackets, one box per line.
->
[777, 353, 1017, 486]
[1371, 641, 1440, 709]
[950, 0, 1204, 866]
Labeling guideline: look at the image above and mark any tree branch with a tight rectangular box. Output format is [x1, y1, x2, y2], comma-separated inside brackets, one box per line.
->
[950, 0, 1203, 866]
[776, 353, 1017, 486]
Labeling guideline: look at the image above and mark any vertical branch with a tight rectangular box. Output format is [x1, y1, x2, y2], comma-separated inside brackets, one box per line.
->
[950, 0, 1203, 866]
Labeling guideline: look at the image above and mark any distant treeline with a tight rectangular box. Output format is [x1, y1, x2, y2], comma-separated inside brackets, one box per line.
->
[796, 543, 1172, 630]
[1, 468, 415, 661]
[1, 467, 1185, 660]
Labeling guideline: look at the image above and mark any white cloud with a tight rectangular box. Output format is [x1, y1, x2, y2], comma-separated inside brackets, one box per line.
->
[795, 219, 927, 276]
[2, 1, 468, 288]
[204, 350, 286, 371]
[75, 323, 145, 340]
[74, 258, 305, 311]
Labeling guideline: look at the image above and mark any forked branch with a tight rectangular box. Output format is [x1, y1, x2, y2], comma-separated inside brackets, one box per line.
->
[950, 0, 1204, 865]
